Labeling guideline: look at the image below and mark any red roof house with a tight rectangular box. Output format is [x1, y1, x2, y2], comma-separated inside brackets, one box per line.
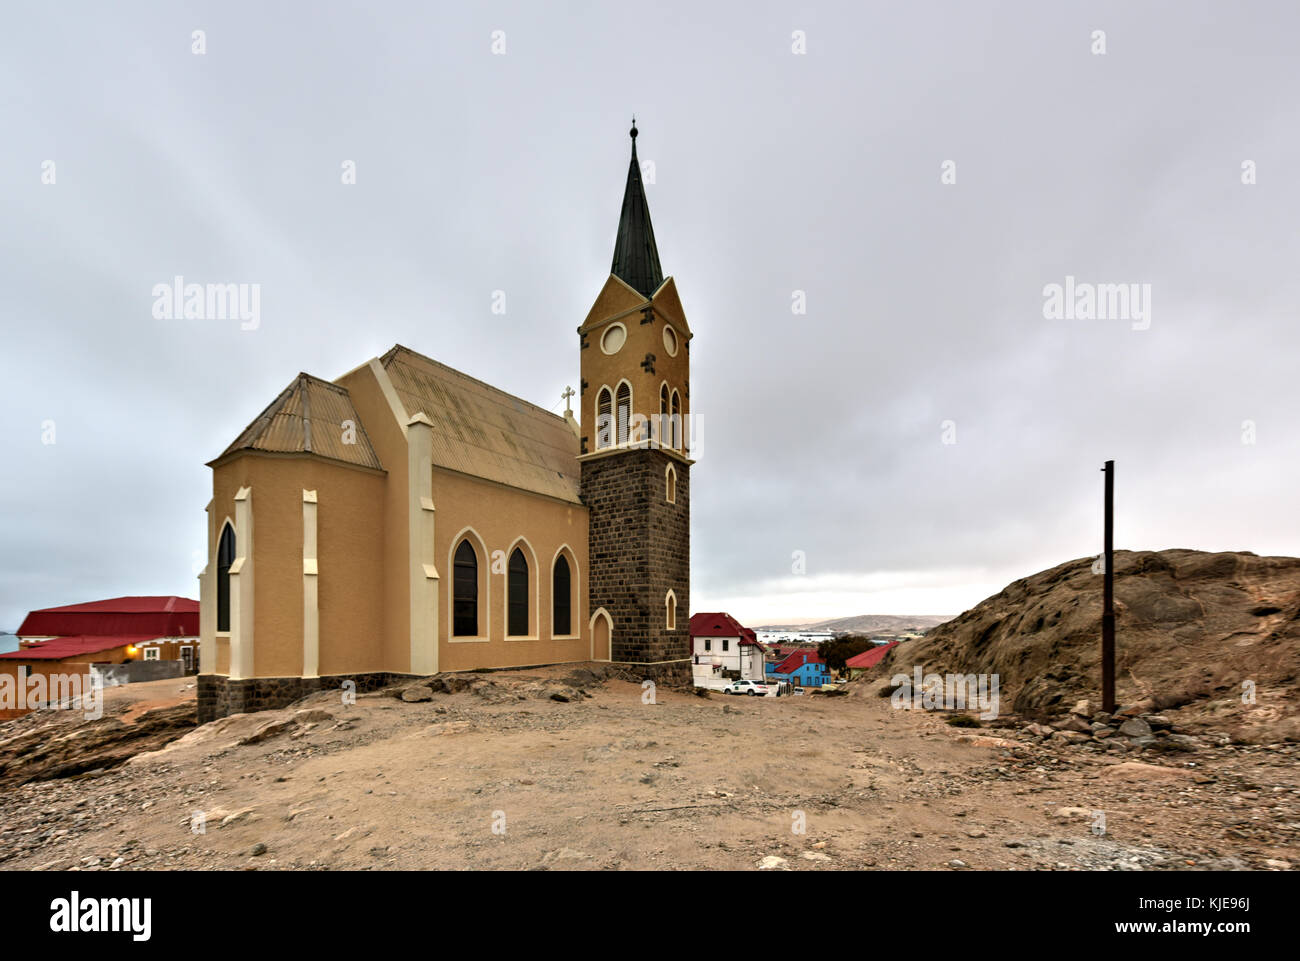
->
[845, 640, 900, 674]
[17, 596, 199, 638]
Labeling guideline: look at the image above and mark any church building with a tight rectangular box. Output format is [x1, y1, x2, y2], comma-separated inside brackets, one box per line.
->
[197, 124, 693, 722]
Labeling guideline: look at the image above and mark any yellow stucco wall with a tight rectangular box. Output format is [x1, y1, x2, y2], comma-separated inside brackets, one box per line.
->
[210, 453, 388, 677]
[434, 467, 591, 671]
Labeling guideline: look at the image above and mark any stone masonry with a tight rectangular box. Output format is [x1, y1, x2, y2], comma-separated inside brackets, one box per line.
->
[582, 447, 690, 680]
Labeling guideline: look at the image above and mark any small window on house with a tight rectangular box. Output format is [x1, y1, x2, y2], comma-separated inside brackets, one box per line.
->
[552, 554, 571, 636]
[722, 639, 729, 652]
[596, 387, 613, 449]
[143, 647, 160, 661]
[216, 523, 235, 632]
[704, 638, 711, 652]
[453, 539, 479, 636]
[508, 547, 529, 636]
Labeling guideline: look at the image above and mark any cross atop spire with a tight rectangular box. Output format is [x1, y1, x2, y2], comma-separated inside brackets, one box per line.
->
[610, 119, 663, 298]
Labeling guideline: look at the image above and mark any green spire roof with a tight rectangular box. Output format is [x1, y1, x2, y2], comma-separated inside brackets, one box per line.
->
[610, 120, 664, 297]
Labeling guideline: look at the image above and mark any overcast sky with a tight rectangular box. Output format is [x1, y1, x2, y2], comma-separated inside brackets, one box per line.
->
[2, 1, 1298, 629]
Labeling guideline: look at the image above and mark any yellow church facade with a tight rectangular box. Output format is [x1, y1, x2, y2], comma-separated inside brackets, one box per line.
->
[197, 124, 693, 721]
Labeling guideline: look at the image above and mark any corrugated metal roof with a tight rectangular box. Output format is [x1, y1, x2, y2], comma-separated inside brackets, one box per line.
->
[18, 597, 198, 638]
[214, 373, 383, 471]
[381, 345, 581, 504]
[0, 635, 155, 661]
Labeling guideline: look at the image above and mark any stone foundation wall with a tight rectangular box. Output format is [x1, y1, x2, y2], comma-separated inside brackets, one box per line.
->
[197, 672, 419, 723]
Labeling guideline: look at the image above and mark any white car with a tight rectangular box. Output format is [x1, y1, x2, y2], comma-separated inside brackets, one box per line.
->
[722, 679, 771, 696]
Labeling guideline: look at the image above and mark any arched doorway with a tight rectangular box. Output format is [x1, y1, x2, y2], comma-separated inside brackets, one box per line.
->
[590, 609, 612, 662]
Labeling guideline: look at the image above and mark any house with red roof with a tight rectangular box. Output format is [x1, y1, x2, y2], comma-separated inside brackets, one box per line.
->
[767, 648, 831, 688]
[845, 641, 900, 679]
[689, 612, 768, 684]
[1, 596, 201, 717]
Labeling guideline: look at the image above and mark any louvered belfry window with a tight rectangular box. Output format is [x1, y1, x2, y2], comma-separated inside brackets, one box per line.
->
[508, 548, 529, 636]
[616, 383, 632, 445]
[552, 554, 571, 636]
[596, 387, 613, 449]
[670, 390, 681, 450]
[659, 385, 669, 447]
[453, 540, 478, 636]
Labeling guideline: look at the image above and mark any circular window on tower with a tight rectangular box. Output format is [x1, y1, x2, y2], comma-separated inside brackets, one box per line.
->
[662, 325, 679, 357]
[601, 323, 627, 355]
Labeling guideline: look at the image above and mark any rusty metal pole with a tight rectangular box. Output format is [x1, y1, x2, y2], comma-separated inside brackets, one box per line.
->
[1101, 460, 1116, 713]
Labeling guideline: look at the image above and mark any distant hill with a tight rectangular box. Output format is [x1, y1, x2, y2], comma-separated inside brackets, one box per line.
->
[755, 614, 955, 634]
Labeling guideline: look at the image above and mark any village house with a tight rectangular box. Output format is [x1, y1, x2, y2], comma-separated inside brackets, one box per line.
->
[1, 596, 200, 717]
[689, 612, 767, 686]
[767, 649, 831, 689]
[845, 640, 900, 679]
[196, 123, 695, 722]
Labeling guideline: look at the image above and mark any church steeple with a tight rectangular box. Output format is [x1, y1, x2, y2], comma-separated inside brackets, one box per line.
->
[610, 119, 664, 297]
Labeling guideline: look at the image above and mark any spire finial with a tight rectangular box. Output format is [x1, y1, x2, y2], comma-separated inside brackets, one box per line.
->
[630, 115, 638, 140]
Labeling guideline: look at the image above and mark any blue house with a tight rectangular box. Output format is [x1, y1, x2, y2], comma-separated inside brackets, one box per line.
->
[767, 649, 830, 688]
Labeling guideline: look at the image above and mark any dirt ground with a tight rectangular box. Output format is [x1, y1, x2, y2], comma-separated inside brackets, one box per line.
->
[0, 667, 1296, 871]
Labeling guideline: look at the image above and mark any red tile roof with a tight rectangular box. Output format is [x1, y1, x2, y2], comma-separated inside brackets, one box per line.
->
[775, 649, 825, 674]
[17, 597, 198, 638]
[689, 612, 745, 638]
[845, 641, 900, 670]
[0, 635, 155, 661]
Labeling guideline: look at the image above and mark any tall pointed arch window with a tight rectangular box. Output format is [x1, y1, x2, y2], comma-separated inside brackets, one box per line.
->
[596, 387, 613, 449]
[216, 523, 235, 632]
[616, 383, 632, 446]
[552, 554, 571, 636]
[659, 384, 670, 448]
[665, 590, 677, 630]
[508, 548, 529, 637]
[670, 390, 682, 450]
[665, 463, 677, 504]
[453, 540, 479, 636]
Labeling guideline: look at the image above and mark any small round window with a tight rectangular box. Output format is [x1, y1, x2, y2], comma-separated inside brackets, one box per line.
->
[662, 325, 679, 357]
[601, 323, 627, 355]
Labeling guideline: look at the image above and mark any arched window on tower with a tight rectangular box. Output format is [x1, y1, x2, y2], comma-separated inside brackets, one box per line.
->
[659, 384, 669, 448]
[453, 540, 479, 636]
[665, 463, 677, 504]
[616, 383, 632, 446]
[670, 390, 682, 450]
[216, 523, 235, 632]
[508, 548, 529, 636]
[596, 387, 613, 449]
[665, 590, 677, 631]
[552, 554, 571, 636]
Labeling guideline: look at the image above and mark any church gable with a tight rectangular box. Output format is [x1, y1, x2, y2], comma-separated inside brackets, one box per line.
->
[649, 276, 692, 339]
[210, 373, 383, 471]
[380, 345, 581, 504]
[579, 273, 649, 334]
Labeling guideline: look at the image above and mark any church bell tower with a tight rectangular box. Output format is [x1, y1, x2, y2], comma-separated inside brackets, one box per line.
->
[578, 121, 692, 680]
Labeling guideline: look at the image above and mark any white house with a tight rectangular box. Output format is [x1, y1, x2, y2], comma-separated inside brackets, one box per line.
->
[689, 612, 767, 685]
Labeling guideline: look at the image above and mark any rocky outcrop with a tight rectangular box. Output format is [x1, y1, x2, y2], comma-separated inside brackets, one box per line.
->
[869, 549, 1300, 740]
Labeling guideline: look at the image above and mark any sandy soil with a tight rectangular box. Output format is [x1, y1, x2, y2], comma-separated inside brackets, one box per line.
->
[0, 666, 1296, 871]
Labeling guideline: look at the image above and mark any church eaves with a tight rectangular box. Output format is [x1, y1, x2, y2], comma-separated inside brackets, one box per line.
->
[610, 120, 664, 298]
[210, 373, 384, 471]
